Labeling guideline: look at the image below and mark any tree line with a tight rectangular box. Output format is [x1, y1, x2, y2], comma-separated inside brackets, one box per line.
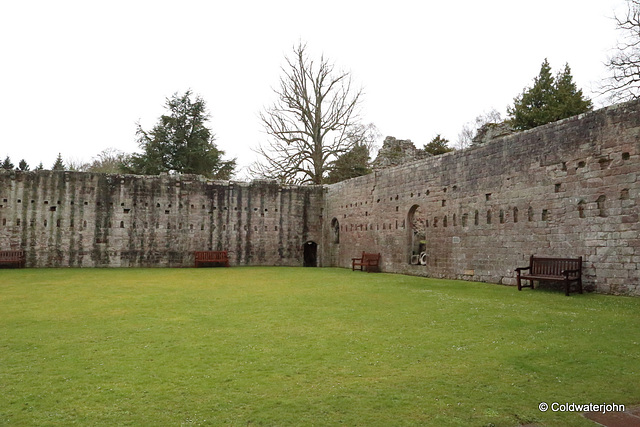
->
[3, 0, 639, 183]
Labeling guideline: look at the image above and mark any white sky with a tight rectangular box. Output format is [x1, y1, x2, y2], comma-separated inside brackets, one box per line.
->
[0, 0, 628, 178]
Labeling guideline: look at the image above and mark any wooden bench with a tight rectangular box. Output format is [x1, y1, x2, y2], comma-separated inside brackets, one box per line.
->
[515, 255, 583, 296]
[194, 251, 229, 268]
[0, 250, 25, 268]
[352, 252, 381, 272]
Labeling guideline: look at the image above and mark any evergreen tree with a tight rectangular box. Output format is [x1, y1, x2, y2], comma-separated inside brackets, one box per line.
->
[507, 59, 592, 131]
[35, 162, 44, 171]
[325, 144, 371, 184]
[18, 159, 29, 171]
[2, 156, 14, 170]
[423, 134, 454, 155]
[554, 63, 593, 119]
[128, 91, 236, 179]
[52, 153, 65, 170]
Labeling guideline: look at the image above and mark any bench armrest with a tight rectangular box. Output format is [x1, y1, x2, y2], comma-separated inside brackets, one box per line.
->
[514, 266, 531, 273]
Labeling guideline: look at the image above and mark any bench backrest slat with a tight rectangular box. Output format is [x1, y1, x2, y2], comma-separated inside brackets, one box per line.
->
[530, 256, 581, 275]
[362, 253, 379, 262]
[0, 250, 24, 259]
[195, 251, 227, 261]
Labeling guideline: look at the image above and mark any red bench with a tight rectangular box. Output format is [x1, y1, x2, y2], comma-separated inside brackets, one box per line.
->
[352, 252, 381, 273]
[0, 250, 25, 268]
[194, 251, 229, 268]
[515, 255, 583, 296]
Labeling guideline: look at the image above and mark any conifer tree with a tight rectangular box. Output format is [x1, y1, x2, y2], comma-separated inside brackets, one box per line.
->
[128, 91, 235, 179]
[554, 64, 593, 119]
[423, 134, 454, 155]
[52, 153, 65, 170]
[2, 156, 14, 170]
[325, 144, 371, 184]
[507, 59, 592, 131]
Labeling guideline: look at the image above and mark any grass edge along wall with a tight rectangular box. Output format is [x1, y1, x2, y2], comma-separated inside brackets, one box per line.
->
[0, 175, 324, 269]
[323, 99, 640, 296]
[1, 99, 639, 295]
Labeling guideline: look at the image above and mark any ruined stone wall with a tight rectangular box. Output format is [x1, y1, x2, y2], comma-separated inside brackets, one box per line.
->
[2, 100, 639, 295]
[324, 100, 640, 295]
[0, 172, 324, 267]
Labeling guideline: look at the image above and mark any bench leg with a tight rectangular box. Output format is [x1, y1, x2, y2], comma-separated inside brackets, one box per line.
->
[517, 275, 522, 291]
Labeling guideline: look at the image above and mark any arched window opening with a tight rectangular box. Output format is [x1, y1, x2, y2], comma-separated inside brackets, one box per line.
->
[408, 205, 427, 265]
[330, 218, 340, 244]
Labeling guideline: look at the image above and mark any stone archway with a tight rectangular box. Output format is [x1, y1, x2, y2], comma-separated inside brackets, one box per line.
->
[407, 205, 427, 265]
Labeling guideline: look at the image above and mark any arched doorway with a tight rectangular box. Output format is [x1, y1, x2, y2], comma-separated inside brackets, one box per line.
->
[330, 218, 340, 244]
[303, 241, 318, 267]
[408, 205, 427, 265]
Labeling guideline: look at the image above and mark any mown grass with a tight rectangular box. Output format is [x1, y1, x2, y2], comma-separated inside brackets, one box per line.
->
[0, 267, 639, 426]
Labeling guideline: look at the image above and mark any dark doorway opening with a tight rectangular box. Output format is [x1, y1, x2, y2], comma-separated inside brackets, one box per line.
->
[303, 241, 318, 267]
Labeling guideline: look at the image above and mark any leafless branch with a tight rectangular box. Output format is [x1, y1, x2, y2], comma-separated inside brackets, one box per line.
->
[602, 0, 640, 102]
[250, 43, 363, 185]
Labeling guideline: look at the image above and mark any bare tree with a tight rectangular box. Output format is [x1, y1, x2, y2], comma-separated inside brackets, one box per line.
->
[86, 148, 131, 173]
[341, 122, 381, 159]
[456, 108, 503, 149]
[603, 0, 640, 102]
[64, 157, 90, 172]
[456, 123, 474, 150]
[250, 43, 363, 185]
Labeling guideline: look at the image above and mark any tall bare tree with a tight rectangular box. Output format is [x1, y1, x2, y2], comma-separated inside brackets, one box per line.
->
[251, 43, 363, 185]
[603, 0, 640, 102]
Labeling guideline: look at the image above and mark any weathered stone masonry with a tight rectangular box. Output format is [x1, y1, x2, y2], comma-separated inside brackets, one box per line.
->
[323, 100, 640, 296]
[1, 99, 639, 295]
[0, 174, 324, 267]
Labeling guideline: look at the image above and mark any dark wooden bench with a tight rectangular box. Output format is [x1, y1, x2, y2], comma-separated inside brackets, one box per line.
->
[352, 252, 381, 272]
[515, 255, 583, 296]
[0, 250, 25, 268]
[194, 251, 229, 268]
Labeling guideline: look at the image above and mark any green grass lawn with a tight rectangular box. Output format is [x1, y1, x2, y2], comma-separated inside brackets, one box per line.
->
[1, 267, 639, 426]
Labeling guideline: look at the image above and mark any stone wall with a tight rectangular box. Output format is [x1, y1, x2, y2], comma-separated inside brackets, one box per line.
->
[372, 136, 431, 170]
[1, 99, 639, 295]
[323, 100, 640, 295]
[0, 172, 324, 267]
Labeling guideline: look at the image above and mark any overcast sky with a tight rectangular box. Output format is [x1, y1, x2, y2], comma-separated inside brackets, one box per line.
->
[0, 0, 628, 178]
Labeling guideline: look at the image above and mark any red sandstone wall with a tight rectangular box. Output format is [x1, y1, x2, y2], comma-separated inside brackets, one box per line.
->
[0, 173, 324, 268]
[324, 100, 640, 295]
[2, 100, 638, 295]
